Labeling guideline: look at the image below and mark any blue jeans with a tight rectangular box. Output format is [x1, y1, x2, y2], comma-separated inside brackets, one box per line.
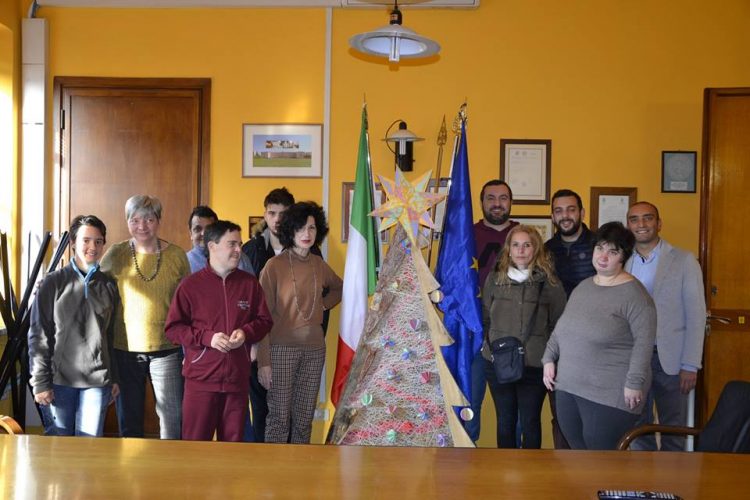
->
[463, 352, 487, 442]
[48, 384, 112, 437]
[114, 348, 184, 439]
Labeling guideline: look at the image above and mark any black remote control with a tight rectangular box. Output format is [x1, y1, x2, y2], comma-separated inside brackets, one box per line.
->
[597, 490, 682, 500]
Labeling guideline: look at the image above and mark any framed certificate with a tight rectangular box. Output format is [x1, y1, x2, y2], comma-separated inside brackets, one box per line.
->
[512, 216, 554, 241]
[662, 151, 697, 193]
[589, 187, 637, 230]
[500, 139, 551, 205]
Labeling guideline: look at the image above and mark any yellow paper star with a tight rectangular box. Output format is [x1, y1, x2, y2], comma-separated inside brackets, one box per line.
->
[369, 169, 445, 246]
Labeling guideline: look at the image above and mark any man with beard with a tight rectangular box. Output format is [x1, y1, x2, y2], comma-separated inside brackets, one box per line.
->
[545, 189, 596, 297]
[467, 179, 519, 442]
[544, 189, 596, 449]
[625, 201, 705, 451]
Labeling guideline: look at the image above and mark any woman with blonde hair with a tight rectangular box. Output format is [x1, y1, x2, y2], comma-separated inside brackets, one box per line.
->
[481, 225, 567, 448]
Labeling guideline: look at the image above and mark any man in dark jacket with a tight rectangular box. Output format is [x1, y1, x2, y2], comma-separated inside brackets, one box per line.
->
[166, 220, 272, 442]
[544, 188, 596, 448]
[545, 189, 596, 297]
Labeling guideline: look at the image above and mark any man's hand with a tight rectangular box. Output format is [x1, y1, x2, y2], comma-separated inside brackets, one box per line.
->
[34, 389, 54, 405]
[111, 383, 120, 403]
[259, 366, 272, 390]
[679, 370, 698, 395]
[211, 332, 231, 353]
[227, 329, 246, 350]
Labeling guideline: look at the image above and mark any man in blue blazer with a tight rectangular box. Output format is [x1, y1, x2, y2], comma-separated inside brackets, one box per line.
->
[625, 201, 706, 451]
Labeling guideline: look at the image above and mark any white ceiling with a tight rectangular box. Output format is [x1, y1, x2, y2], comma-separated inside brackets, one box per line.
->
[35, 0, 479, 9]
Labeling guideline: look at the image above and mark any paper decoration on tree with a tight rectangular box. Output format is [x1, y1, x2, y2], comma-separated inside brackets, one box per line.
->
[328, 170, 473, 448]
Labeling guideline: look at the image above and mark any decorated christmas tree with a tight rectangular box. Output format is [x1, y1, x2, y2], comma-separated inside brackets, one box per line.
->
[328, 170, 473, 447]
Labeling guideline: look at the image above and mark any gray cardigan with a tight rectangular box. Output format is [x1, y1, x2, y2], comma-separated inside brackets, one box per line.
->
[28, 263, 120, 394]
[625, 239, 706, 375]
[542, 277, 656, 414]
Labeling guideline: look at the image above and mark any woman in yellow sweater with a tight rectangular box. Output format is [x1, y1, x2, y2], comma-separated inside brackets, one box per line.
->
[100, 195, 190, 439]
[259, 202, 342, 443]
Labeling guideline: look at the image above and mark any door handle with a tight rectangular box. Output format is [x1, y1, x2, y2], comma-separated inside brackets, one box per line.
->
[706, 314, 732, 325]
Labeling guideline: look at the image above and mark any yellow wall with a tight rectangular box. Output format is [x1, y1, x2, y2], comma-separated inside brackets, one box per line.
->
[0, 0, 22, 416]
[22, 0, 750, 446]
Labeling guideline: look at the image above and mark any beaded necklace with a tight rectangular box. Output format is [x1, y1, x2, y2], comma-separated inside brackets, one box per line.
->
[130, 239, 162, 282]
[288, 249, 317, 322]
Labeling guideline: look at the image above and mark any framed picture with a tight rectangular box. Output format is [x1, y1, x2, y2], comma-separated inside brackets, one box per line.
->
[512, 216, 554, 241]
[242, 124, 322, 178]
[589, 187, 637, 230]
[500, 139, 551, 205]
[247, 215, 263, 240]
[341, 182, 388, 243]
[662, 151, 697, 193]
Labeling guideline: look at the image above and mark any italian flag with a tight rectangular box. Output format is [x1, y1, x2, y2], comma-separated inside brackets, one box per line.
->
[331, 105, 379, 406]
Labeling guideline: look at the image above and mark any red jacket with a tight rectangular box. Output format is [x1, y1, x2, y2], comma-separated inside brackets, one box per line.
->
[166, 267, 273, 393]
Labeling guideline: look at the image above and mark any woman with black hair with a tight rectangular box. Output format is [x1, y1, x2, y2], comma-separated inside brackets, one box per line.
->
[258, 202, 342, 443]
[542, 221, 656, 450]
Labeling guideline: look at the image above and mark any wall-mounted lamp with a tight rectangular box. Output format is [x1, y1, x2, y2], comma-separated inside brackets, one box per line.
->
[384, 120, 424, 172]
[349, 1, 441, 63]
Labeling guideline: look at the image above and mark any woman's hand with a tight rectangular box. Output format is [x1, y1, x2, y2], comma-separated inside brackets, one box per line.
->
[624, 387, 643, 410]
[111, 383, 120, 402]
[543, 362, 557, 391]
[259, 366, 272, 390]
[34, 389, 54, 405]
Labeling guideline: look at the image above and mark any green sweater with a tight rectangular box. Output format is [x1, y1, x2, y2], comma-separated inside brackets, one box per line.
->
[101, 240, 190, 352]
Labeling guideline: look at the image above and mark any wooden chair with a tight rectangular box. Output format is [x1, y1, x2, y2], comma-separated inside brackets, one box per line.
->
[617, 380, 750, 453]
[0, 414, 23, 435]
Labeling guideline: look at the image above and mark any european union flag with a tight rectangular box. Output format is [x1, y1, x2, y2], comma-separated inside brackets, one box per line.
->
[435, 119, 483, 407]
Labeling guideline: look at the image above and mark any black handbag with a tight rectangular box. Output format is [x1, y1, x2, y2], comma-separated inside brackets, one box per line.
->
[487, 281, 544, 384]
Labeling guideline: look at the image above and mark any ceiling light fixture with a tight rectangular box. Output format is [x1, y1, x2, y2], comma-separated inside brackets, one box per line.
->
[349, 1, 441, 63]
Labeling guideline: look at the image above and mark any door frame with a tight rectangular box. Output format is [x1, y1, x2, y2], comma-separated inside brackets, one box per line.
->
[52, 76, 211, 236]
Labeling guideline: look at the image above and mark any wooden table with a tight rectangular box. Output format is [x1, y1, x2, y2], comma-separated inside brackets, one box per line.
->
[1, 435, 748, 499]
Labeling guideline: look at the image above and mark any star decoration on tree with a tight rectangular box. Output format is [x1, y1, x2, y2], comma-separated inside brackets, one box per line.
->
[370, 169, 445, 246]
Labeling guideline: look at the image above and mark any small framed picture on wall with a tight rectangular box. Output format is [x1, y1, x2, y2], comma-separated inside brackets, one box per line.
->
[512, 216, 554, 241]
[662, 151, 697, 193]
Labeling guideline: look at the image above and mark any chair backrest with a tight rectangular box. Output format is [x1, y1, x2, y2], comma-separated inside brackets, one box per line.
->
[697, 380, 750, 453]
[0, 414, 23, 435]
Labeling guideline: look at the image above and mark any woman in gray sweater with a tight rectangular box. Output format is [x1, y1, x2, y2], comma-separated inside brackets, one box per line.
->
[542, 222, 656, 450]
[28, 215, 120, 437]
[482, 225, 567, 448]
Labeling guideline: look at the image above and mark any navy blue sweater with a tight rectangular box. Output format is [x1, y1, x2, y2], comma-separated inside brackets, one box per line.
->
[544, 224, 596, 297]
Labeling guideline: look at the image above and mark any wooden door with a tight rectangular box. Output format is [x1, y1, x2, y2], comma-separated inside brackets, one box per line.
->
[55, 77, 211, 246]
[54, 77, 211, 436]
[699, 88, 750, 424]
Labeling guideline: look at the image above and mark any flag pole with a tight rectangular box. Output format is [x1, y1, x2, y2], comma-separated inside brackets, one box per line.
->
[426, 115, 447, 267]
[362, 100, 382, 272]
